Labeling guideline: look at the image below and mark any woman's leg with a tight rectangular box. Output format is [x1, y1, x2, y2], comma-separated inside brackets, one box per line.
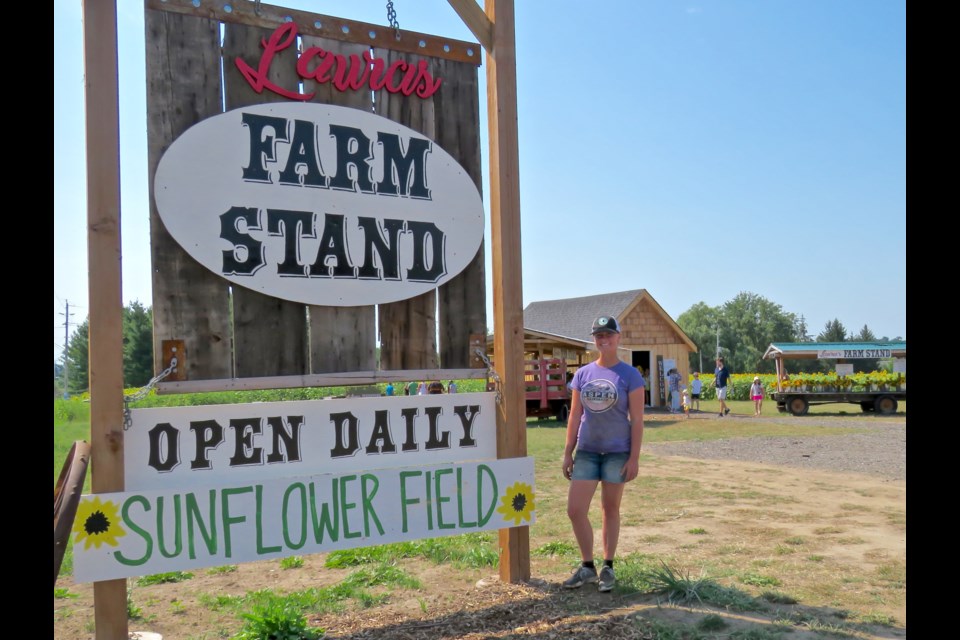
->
[599, 481, 626, 561]
[568, 480, 599, 561]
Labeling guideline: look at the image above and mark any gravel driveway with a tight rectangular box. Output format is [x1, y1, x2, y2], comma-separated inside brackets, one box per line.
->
[644, 415, 906, 481]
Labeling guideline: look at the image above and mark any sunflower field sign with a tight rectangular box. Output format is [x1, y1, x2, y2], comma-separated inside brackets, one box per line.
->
[71, 458, 535, 583]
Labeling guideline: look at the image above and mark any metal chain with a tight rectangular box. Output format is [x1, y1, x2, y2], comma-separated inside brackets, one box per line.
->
[253, 0, 262, 16]
[386, 0, 401, 40]
[123, 357, 178, 431]
[474, 348, 502, 405]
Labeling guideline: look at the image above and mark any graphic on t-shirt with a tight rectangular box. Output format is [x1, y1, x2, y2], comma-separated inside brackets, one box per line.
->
[580, 378, 618, 413]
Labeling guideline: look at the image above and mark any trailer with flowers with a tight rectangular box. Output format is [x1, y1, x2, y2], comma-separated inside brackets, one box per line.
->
[763, 342, 906, 416]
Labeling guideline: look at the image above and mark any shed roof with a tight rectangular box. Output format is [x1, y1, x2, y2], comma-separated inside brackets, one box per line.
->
[524, 289, 643, 343]
[763, 341, 907, 360]
[524, 289, 696, 350]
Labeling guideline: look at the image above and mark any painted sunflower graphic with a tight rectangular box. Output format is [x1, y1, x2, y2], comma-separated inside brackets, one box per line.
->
[73, 496, 127, 550]
[496, 482, 535, 526]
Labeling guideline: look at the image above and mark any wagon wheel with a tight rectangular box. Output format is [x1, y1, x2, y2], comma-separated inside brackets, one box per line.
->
[558, 403, 569, 422]
[787, 396, 809, 416]
[54, 440, 91, 587]
[874, 395, 898, 415]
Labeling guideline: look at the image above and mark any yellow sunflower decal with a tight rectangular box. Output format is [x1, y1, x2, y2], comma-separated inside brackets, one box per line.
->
[73, 496, 127, 549]
[496, 482, 535, 526]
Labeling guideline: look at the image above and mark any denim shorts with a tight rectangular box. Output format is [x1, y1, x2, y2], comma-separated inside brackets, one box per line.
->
[570, 450, 629, 483]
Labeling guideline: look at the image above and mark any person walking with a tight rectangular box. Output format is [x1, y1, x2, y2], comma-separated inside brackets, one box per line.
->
[714, 357, 731, 417]
[667, 368, 682, 413]
[448, 380, 458, 393]
[562, 315, 645, 593]
[690, 372, 702, 412]
[385, 382, 395, 396]
[750, 376, 764, 416]
[407, 381, 418, 396]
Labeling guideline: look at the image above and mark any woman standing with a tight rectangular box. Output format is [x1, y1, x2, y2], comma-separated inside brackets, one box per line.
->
[561, 315, 645, 592]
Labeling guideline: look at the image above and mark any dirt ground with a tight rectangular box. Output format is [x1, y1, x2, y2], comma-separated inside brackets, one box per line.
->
[54, 414, 907, 640]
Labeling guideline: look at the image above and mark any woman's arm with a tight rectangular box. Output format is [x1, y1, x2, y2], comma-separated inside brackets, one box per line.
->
[622, 387, 646, 482]
[562, 390, 583, 480]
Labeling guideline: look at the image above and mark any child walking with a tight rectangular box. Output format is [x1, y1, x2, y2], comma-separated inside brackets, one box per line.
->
[681, 389, 691, 419]
[690, 372, 702, 412]
[750, 376, 764, 416]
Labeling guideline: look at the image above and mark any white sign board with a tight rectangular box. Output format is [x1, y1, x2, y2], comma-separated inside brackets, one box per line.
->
[154, 102, 485, 306]
[72, 457, 535, 583]
[835, 364, 854, 376]
[817, 349, 892, 359]
[125, 393, 496, 491]
[893, 358, 906, 373]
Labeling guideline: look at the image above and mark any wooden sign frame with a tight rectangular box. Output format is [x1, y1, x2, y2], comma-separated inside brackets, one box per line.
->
[81, 1, 526, 637]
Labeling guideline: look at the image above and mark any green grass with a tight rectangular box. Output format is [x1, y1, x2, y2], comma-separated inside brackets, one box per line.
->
[234, 600, 323, 640]
[206, 565, 239, 575]
[53, 390, 905, 637]
[527, 413, 877, 445]
[280, 556, 305, 570]
[325, 531, 498, 569]
[135, 571, 194, 586]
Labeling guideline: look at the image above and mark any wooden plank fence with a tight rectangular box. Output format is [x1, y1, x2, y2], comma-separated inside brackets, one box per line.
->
[145, 0, 485, 387]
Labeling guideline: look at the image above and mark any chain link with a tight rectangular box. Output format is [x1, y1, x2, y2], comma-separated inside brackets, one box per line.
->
[385, 0, 401, 40]
[474, 348, 502, 405]
[123, 357, 178, 430]
[253, 0, 262, 16]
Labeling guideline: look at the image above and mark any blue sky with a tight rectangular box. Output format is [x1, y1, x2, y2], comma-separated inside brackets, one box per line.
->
[53, 1, 906, 362]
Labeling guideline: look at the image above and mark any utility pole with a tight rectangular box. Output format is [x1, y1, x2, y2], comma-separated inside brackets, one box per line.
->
[60, 300, 74, 399]
[715, 324, 721, 358]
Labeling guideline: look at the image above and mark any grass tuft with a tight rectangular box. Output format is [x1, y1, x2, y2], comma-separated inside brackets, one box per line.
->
[280, 556, 305, 570]
[136, 571, 194, 586]
[761, 591, 798, 604]
[696, 613, 727, 631]
[533, 540, 577, 557]
[234, 600, 323, 640]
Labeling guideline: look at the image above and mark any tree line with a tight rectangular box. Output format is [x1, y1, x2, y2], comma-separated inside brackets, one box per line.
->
[54, 293, 904, 393]
[676, 292, 904, 376]
[55, 301, 153, 395]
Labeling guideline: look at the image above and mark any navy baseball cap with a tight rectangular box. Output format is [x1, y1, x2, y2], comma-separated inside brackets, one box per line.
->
[591, 316, 620, 335]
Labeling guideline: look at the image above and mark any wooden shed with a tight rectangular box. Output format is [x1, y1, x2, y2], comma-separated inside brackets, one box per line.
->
[491, 289, 697, 408]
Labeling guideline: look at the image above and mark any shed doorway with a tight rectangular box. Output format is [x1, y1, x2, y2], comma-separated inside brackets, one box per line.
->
[631, 350, 652, 406]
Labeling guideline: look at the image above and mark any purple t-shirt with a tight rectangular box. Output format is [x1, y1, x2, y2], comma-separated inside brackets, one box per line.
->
[571, 361, 645, 454]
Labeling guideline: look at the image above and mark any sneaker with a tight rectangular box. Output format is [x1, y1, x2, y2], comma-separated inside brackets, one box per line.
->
[724, 408, 731, 415]
[598, 566, 616, 592]
[718, 413, 724, 417]
[563, 565, 598, 589]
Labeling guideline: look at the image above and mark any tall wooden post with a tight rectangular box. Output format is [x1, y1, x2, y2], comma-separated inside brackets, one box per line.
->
[485, 0, 529, 583]
[82, 1, 127, 637]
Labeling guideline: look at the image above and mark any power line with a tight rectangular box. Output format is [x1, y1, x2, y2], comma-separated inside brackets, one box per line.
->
[58, 301, 75, 399]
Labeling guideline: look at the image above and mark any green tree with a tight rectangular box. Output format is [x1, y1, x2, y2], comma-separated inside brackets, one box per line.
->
[63, 319, 90, 393]
[676, 302, 723, 373]
[678, 294, 799, 374]
[720, 292, 798, 374]
[817, 319, 848, 342]
[60, 302, 155, 392]
[123, 301, 154, 387]
[794, 315, 812, 342]
[853, 324, 877, 341]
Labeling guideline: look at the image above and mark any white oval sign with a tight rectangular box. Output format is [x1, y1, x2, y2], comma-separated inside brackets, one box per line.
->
[154, 103, 484, 306]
